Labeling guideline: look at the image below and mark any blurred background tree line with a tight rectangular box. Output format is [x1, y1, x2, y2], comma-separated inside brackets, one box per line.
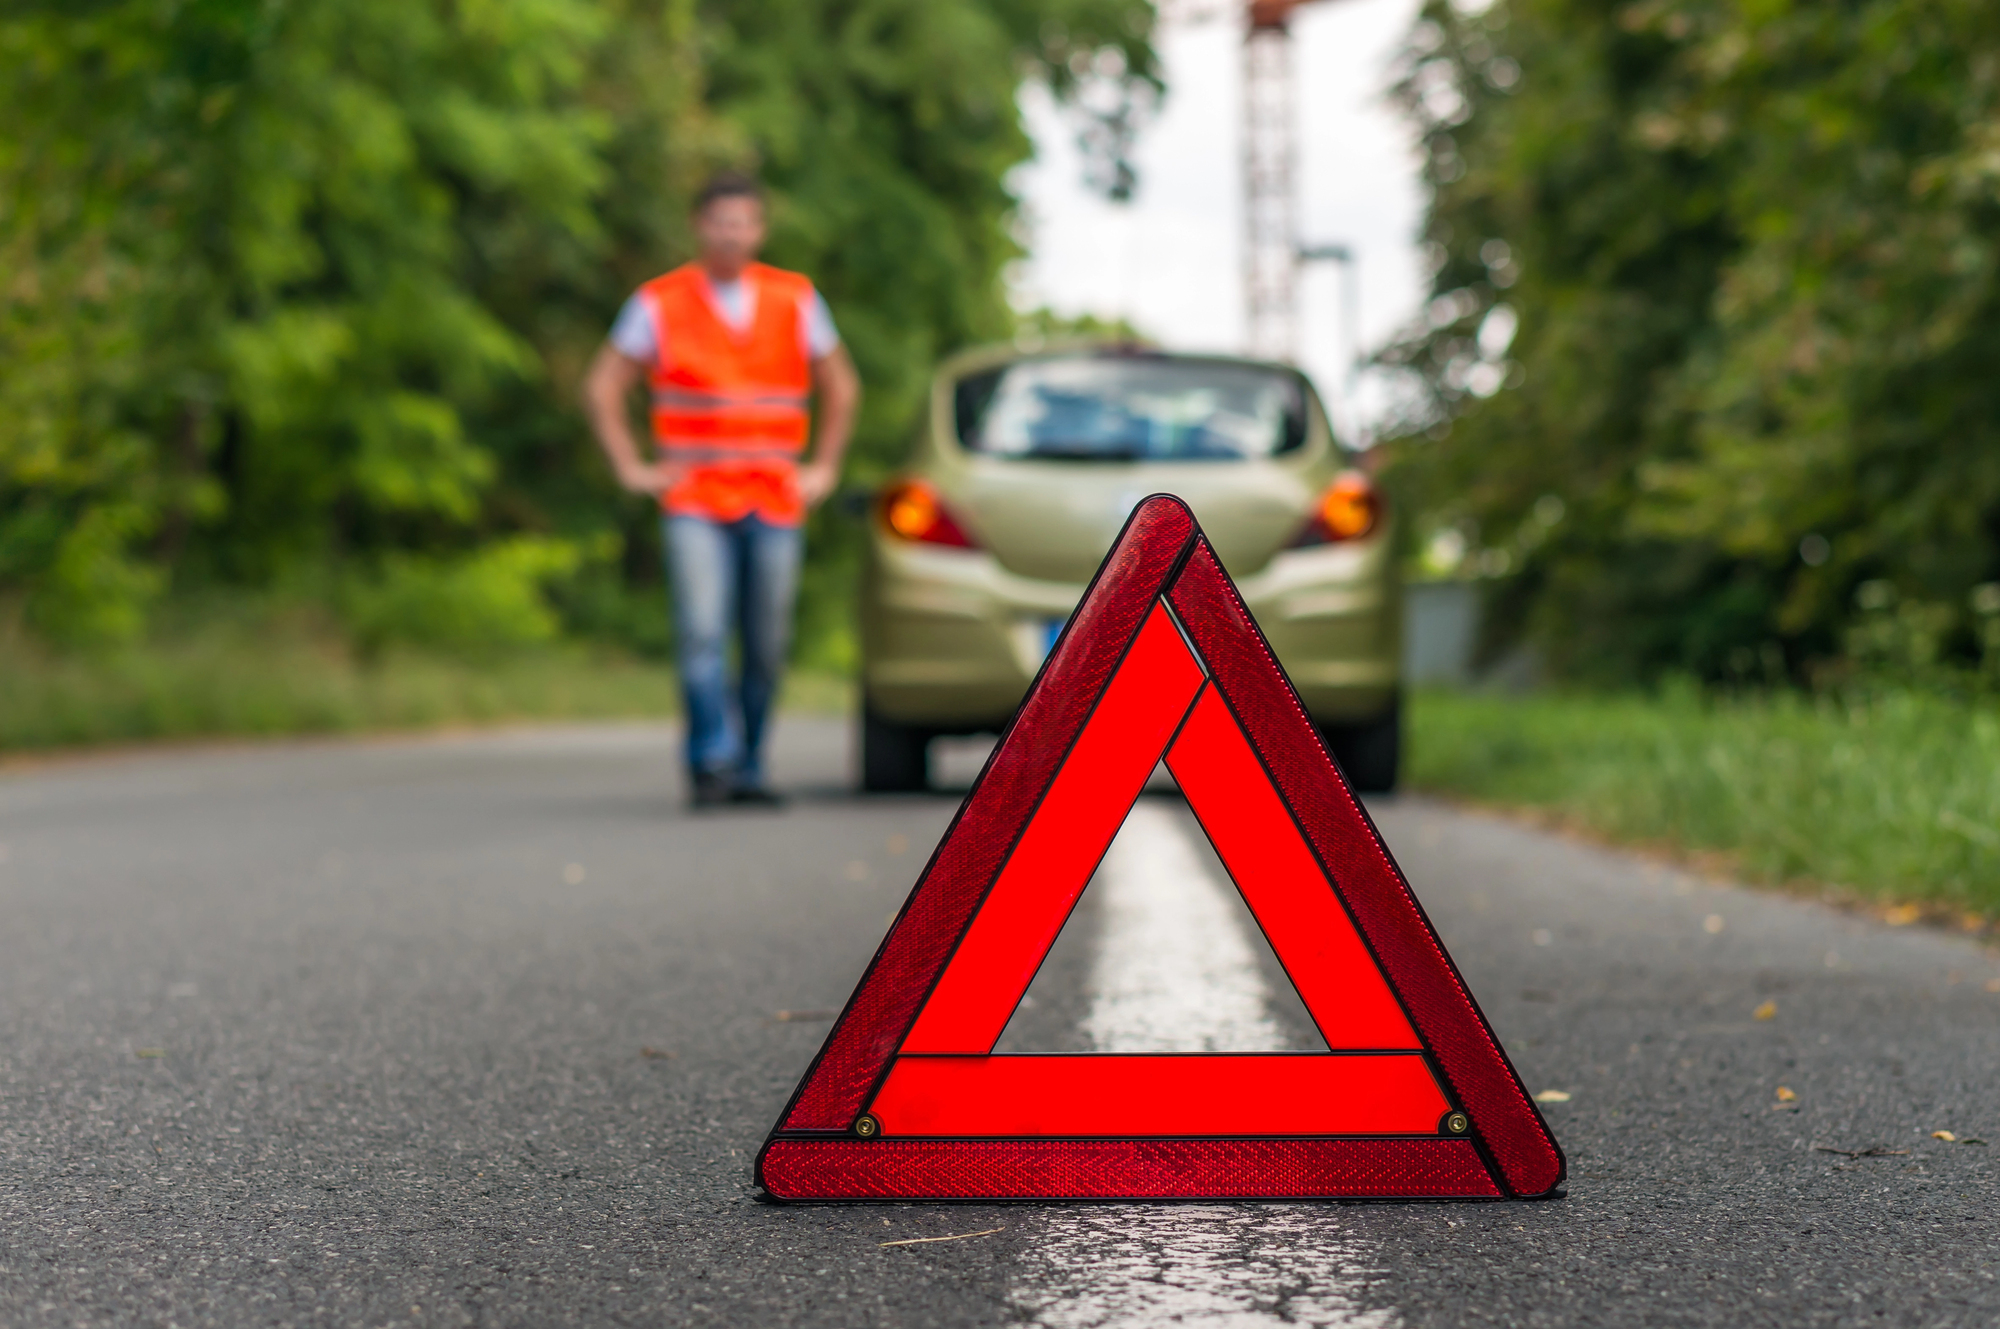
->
[1385, 0, 2000, 689]
[0, 0, 1156, 666]
[12, 0, 2000, 718]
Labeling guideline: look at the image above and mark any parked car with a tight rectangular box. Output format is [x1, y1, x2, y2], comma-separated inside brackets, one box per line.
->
[858, 342, 1401, 792]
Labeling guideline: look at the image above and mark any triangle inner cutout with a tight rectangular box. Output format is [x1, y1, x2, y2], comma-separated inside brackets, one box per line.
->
[758, 495, 1564, 1201]
[984, 784, 1328, 1056]
[875, 601, 1433, 1138]
[991, 784, 1327, 1055]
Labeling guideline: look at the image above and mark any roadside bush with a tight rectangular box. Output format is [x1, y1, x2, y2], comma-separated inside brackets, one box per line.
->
[343, 537, 582, 659]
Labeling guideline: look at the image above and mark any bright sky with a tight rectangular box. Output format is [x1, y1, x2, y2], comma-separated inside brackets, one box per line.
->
[1009, 0, 1427, 442]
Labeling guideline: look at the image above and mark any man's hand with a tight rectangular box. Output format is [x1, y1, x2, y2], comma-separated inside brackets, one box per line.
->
[797, 459, 841, 509]
[800, 346, 861, 510]
[616, 457, 684, 497]
[585, 344, 680, 499]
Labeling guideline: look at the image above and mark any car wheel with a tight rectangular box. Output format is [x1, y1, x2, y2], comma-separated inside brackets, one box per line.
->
[861, 703, 931, 792]
[1319, 694, 1400, 794]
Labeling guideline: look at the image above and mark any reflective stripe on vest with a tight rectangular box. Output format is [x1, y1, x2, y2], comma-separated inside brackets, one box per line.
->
[651, 443, 804, 463]
[651, 388, 810, 411]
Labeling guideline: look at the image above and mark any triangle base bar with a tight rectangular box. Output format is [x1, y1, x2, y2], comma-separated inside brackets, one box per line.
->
[869, 1054, 1448, 1137]
[760, 1137, 1503, 1201]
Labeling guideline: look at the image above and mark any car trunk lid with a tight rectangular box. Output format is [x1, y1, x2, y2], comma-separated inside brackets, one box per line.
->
[955, 461, 1309, 584]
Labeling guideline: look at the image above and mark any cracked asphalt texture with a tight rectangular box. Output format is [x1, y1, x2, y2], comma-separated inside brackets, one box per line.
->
[2, 718, 1997, 1327]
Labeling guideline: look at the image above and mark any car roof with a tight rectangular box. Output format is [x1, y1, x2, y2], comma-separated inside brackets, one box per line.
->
[933, 340, 1303, 384]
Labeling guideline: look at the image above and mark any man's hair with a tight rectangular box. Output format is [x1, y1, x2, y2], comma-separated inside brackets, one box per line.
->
[695, 170, 764, 213]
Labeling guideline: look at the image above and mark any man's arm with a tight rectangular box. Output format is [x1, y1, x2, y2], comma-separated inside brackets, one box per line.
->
[583, 344, 677, 495]
[798, 344, 860, 508]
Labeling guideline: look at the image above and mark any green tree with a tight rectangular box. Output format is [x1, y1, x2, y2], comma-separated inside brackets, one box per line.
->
[1, 0, 1158, 659]
[1384, 0, 2000, 683]
[2, 0, 628, 643]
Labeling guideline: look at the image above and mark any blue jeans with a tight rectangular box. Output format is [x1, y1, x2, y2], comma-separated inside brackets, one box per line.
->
[663, 513, 803, 784]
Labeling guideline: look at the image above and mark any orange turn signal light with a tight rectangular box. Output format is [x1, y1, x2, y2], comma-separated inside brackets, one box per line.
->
[1295, 471, 1381, 546]
[880, 479, 977, 548]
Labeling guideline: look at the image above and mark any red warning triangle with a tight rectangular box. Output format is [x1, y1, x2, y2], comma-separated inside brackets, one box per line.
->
[758, 496, 1564, 1201]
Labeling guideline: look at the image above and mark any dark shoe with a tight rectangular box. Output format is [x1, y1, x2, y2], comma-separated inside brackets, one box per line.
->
[728, 782, 786, 808]
[691, 770, 733, 809]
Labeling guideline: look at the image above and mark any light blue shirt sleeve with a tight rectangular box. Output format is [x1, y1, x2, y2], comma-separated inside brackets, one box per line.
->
[803, 289, 840, 360]
[609, 292, 658, 363]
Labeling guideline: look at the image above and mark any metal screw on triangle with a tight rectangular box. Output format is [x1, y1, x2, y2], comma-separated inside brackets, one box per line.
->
[1444, 1111, 1471, 1136]
[853, 1114, 881, 1139]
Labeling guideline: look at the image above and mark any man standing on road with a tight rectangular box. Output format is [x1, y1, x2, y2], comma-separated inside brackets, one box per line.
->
[585, 172, 860, 808]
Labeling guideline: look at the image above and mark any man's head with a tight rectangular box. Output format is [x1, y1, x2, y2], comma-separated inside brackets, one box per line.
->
[693, 171, 767, 280]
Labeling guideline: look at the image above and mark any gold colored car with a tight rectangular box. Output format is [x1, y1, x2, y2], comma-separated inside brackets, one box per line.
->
[858, 343, 1401, 792]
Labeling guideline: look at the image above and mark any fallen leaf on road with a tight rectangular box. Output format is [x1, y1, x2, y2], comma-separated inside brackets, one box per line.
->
[886, 834, 909, 855]
[880, 1227, 1004, 1248]
[1703, 914, 1725, 934]
[639, 1047, 676, 1060]
[1533, 1090, 1571, 1103]
[1985, 977, 2000, 993]
[1813, 1145, 1907, 1159]
[1932, 1130, 1957, 1141]
[773, 1009, 836, 1023]
[1753, 1001, 1777, 1020]
[1963, 1138, 1989, 1146]
[1884, 904, 1921, 927]
[134, 1048, 165, 1058]
[563, 863, 586, 885]
[1775, 1086, 1796, 1102]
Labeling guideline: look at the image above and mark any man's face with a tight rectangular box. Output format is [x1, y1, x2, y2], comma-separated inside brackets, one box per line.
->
[694, 196, 766, 276]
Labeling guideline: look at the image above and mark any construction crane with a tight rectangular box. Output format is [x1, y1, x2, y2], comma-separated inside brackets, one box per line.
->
[1156, 0, 1360, 366]
[1242, 0, 1348, 364]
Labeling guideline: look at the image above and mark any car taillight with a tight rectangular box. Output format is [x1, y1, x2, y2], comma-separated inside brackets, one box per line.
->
[880, 479, 978, 548]
[1294, 471, 1382, 546]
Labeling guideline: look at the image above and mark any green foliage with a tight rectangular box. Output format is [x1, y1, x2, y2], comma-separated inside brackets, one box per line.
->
[1383, 0, 2000, 684]
[0, 623, 659, 751]
[2, 0, 626, 642]
[343, 536, 587, 658]
[0, 592, 855, 751]
[0, 0, 1156, 661]
[1409, 686, 2000, 915]
[1014, 305, 1149, 343]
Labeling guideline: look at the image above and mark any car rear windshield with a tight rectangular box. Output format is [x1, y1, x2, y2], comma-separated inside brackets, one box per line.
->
[954, 356, 1308, 461]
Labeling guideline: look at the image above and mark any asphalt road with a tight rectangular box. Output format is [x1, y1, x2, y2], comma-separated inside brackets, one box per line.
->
[2, 718, 1997, 1328]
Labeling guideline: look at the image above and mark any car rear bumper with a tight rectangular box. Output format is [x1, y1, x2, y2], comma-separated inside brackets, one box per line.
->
[860, 533, 1399, 732]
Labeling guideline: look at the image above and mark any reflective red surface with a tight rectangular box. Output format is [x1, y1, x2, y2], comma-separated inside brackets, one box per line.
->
[759, 495, 1564, 1201]
[1166, 684, 1419, 1050]
[901, 604, 1204, 1052]
[868, 1053, 1447, 1137]
[1167, 541, 1565, 1199]
[761, 1137, 1502, 1201]
[779, 500, 1195, 1131]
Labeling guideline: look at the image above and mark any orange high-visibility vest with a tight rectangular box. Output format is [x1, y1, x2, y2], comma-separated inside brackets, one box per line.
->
[640, 261, 815, 525]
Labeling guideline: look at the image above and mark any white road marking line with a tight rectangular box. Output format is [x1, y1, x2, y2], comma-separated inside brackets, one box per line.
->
[1010, 799, 1398, 1329]
[1082, 801, 1286, 1053]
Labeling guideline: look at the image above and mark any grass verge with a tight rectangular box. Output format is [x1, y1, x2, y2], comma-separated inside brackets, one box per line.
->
[1407, 686, 2000, 920]
[0, 627, 851, 754]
